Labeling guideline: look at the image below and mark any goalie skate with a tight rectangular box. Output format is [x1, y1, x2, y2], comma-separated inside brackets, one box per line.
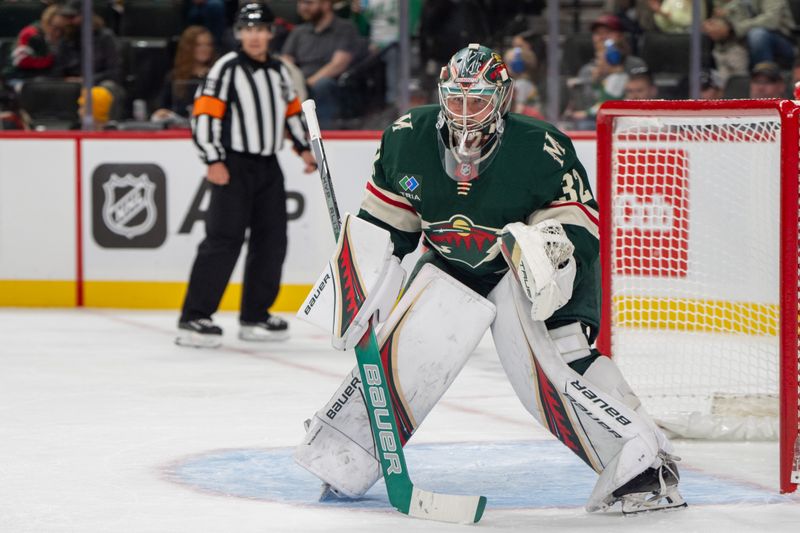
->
[318, 482, 350, 502]
[612, 453, 687, 515]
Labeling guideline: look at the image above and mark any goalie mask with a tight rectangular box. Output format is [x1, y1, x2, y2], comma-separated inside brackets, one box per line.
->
[437, 43, 514, 181]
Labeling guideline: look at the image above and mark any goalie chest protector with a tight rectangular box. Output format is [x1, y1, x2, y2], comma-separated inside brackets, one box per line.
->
[360, 105, 601, 330]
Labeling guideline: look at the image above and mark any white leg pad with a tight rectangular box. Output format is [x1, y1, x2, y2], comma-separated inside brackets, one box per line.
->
[489, 273, 671, 511]
[583, 355, 674, 455]
[295, 368, 380, 499]
[294, 264, 496, 498]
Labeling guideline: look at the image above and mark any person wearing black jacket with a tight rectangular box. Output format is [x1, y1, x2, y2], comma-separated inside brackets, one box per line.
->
[177, 3, 316, 348]
[53, 0, 122, 85]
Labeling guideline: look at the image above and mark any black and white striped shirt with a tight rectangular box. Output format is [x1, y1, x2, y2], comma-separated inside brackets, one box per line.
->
[192, 50, 309, 164]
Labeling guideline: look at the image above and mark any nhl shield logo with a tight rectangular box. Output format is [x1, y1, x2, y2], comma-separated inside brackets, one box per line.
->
[102, 173, 157, 239]
[92, 163, 167, 248]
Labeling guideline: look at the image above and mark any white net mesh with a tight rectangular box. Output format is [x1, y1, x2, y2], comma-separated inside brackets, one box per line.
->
[608, 114, 782, 440]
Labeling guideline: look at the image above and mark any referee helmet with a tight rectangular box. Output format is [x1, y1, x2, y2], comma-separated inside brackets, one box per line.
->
[237, 3, 275, 28]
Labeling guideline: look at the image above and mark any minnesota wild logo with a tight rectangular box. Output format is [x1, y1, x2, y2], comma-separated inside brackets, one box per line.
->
[423, 215, 501, 269]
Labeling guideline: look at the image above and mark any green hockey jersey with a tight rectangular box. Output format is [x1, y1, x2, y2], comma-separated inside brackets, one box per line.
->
[358, 105, 601, 335]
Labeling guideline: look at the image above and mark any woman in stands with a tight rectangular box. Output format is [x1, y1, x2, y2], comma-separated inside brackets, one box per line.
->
[151, 25, 216, 122]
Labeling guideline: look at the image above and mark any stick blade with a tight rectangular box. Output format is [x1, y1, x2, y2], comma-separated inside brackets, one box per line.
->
[407, 488, 487, 524]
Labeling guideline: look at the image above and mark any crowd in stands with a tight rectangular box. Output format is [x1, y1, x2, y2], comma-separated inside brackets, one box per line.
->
[1, 0, 800, 131]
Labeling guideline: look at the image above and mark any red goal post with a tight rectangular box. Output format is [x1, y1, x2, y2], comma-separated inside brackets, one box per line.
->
[595, 100, 800, 494]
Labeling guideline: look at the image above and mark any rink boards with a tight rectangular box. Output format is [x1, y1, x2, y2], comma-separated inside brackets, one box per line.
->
[0, 131, 597, 309]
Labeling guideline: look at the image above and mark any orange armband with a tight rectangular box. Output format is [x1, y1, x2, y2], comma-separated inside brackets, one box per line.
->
[193, 95, 226, 119]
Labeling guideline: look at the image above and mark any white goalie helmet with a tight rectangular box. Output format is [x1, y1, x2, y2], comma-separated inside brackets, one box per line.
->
[437, 43, 514, 181]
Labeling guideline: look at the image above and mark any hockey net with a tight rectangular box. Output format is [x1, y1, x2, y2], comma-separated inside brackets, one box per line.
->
[595, 100, 800, 493]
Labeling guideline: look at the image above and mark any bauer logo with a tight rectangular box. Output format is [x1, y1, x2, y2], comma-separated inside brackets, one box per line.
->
[613, 149, 688, 277]
[92, 164, 167, 248]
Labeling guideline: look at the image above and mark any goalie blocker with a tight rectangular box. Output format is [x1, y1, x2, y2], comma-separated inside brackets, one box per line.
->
[298, 213, 406, 351]
[296, 215, 685, 514]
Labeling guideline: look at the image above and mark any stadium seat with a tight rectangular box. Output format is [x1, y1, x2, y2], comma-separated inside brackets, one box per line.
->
[723, 74, 750, 99]
[0, 38, 15, 74]
[639, 32, 693, 99]
[93, 0, 121, 35]
[120, 38, 171, 114]
[788, 0, 800, 37]
[270, 0, 302, 24]
[0, 1, 43, 39]
[639, 32, 691, 75]
[336, 45, 390, 123]
[18, 79, 81, 130]
[558, 32, 594, 76]
[119, 0, 183, 38]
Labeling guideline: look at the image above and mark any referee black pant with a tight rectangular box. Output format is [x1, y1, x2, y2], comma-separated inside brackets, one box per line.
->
[181, 152, 287, 324]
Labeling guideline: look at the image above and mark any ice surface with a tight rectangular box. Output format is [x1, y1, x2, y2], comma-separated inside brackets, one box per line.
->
[1, 309, 798, 532]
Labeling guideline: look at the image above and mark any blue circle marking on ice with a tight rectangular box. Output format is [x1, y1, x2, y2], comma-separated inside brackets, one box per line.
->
[167, 440, 794, 509]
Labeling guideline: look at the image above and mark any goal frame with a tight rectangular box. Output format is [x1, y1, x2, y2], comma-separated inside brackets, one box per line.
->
[595, 99, 800, 494]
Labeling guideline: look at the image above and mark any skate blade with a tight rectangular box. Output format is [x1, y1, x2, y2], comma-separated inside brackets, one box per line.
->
[623, 501, 688, 516]
[238, 330, 290, 342]
[622, 496, 688, 516]
[175, 332, 222, 348]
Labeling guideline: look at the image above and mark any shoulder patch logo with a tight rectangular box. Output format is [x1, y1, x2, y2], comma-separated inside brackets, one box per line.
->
[392, 113, 413, 131]
[543, 131, 566, 167]
[397, 174, 421, 201]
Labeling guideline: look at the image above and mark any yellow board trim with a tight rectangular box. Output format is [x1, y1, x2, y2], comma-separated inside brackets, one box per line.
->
[84, 281, 312, 311]
[0, 280, 311, 311]
[0, 280, 76, 307]
[613, 296, 779, 336]
[0, 281, 783, 335]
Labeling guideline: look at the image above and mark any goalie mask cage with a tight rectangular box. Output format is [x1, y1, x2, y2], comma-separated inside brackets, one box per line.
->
[596, 100, 800, 494]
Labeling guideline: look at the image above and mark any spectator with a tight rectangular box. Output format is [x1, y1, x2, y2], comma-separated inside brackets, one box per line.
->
[503, 36, 543, 119]
[647, 0, 704, 33]
[77, 86, 114, 130]
[749, 60, 787, 98]
[183, 0, 227, 51]
[581, 14, 646, 75]
[337, 0, 371, 37]
[53, 0, 122, 85]
[605, 0, 653, 33]
[701, 15, 748, 85]
[151, 26, 216, 123]
[703, 0, 796, 68]
[281, 0, 365, 128]
[5, 5, 66, 84]
[564, 15, 640, 129]
[699, 69, 724, 99]
[624, 66, 658, 99]
[348, 0, 422, 104]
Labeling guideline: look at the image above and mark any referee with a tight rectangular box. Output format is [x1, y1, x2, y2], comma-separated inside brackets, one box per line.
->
[177, 3, 316, 348]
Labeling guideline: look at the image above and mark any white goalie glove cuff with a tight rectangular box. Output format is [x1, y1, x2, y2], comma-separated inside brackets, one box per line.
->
[297, 213, 406, 351]
[332, 255, 405, 350]
[497, 219, 576, 322]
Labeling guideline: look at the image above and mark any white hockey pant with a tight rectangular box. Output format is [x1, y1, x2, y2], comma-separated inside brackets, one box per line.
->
[488, 273, 674, 511]
[293, 264, 496, 498]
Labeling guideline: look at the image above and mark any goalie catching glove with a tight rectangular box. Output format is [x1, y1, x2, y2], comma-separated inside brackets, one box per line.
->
[497, 219, 576, 321]
[297, 213, 406, 350]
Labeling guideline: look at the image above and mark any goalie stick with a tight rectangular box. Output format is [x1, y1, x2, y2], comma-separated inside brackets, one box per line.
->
[302, 99, 487, 524]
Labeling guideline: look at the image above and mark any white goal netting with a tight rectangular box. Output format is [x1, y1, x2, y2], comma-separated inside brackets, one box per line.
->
[606, 114, 783, 440]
